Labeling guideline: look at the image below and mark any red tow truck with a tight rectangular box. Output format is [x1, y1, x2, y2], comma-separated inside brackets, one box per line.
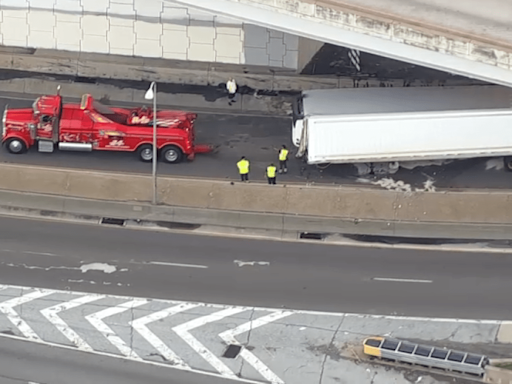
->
[2, 88, 214, 163]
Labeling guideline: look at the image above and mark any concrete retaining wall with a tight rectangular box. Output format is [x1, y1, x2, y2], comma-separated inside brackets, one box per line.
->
[0, 0, 306, 69]
[2, 164, 512, 225]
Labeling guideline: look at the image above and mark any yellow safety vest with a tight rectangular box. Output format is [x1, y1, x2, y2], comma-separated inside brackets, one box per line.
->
[267, 166, 277, 178]
[279, 149, 289, 161]
[237, 159, 249, 174]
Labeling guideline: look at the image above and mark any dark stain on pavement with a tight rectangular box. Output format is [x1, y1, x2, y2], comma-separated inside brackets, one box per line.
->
[0, 69, 299, 103]
[345, 234, 512, 248]
[301, 43, 489, 85]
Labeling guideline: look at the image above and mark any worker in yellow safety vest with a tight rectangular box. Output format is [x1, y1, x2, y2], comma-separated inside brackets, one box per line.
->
[278, 145, 289, 173]
[237, 156, 250, 181]
[266, 163, 277, 185]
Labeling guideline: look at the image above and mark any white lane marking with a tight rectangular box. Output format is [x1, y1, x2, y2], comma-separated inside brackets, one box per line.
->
[131, 303, 199, 369]
[219, 311, 293, 384]
[41, 294, 104, 351]
[234, 260, 270, 267]
[23, 251, 58, 257]
[0, 288, 52, 341]
[173, 307, 246, 379]
[5, 263, 79, 272]
[67, 279, 95, 284]
[373, 277, 433, 284]
[0, 283, 502, 324]
[86, 299, 147, 360]
[148, 261, 208, 269]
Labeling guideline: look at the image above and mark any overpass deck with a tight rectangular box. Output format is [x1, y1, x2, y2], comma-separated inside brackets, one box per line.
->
[169, 0, 512, 87]
[324, 0, 512, 48]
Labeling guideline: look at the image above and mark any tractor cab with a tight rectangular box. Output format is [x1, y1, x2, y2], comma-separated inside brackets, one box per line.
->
[32, 90, 63, 145]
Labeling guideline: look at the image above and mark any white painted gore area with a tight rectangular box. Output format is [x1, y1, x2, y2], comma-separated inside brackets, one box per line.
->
[0, 283, 508, 384]
[0, 0, 300, 69]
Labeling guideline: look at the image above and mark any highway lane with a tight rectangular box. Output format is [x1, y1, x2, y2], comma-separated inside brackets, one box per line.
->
[0, 336, 238, 384]
[0, 95, 512, 191]
[0, 216, 510, 319]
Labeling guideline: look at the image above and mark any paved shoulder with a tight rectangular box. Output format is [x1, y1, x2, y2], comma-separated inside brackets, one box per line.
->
[0, 284, 506, 384]
[0, 336, 238, 384]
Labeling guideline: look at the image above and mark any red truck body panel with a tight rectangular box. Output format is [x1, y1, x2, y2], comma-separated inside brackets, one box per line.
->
[2, 93, 210, 162]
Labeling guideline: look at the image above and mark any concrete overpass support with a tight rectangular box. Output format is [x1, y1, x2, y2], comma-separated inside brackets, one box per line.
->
[0, 0, 314, 70]
[168, 0, 512, 87]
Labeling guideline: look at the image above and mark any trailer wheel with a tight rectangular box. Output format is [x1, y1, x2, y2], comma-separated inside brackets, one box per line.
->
[504, 157, 512, 172]
[137, 144, 153, 162]
[5, 138, 27, 154]
[161, 145, 183, 164]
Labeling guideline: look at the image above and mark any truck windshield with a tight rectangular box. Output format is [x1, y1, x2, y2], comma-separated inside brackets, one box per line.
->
[92, 101, 129, 125]
[92, 101, 116, 115]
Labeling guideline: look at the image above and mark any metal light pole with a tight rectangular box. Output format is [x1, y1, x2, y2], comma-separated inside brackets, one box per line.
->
[145, 82, 157, 205]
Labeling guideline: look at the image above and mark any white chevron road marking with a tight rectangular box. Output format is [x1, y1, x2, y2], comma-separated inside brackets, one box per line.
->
[219, 310, 293, 384]
[40, 294, 104, 351]
[173, 307, 247, 379]
[0, 283, 504, 384]
[0, 288, 52, 341]
[131, 302, 199, 369]
[86, 299, 148, 360]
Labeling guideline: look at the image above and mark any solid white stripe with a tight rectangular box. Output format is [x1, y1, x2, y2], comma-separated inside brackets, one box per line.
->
[373, 277, 433, 283]
[86, 299, 148, 360]
[149, 262, 208, 269]
[40, 294, 104, 351]
[173, 307, 246, 378]
[0, 283, 503, 324]
[219, 311, 293, 384]
[131, 303, 199, 369]
[0, 289, 52, 341]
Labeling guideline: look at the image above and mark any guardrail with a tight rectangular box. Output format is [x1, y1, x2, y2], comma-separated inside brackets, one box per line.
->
[363, 336, 488, 377]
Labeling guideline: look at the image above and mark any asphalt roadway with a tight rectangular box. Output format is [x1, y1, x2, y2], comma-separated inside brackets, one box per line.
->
[1, 95, 512, 191]
[0, 336, 237, 384]
[1, 215, 511, 320]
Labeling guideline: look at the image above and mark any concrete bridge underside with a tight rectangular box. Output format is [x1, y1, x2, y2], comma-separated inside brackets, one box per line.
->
[169, 0, 512, 87]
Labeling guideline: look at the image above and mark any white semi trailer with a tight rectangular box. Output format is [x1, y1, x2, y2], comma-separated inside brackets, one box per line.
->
[292, 86, 512, 170]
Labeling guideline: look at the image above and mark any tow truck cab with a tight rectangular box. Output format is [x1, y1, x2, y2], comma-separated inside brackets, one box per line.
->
[2, 93, 62, 153]
[2, 90, 210, 163]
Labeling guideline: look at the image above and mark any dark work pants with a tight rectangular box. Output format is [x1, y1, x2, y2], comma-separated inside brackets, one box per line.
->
[279, 160, 287, 172]
[240, 173, 248, 181]
[267, 177, 276, 185]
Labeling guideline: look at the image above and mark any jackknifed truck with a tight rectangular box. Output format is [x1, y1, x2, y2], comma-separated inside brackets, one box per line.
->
[292, 86, 512, 171]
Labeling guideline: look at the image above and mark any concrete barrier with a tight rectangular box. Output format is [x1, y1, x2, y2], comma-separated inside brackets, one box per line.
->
[1, 188, 512, 240]
[1, 163, 512, 225]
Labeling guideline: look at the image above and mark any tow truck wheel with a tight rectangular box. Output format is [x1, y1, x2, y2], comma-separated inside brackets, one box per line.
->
[137, 144, 153, 162]
[161, 145, 183, 164]
[5, 138, 27, 154]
